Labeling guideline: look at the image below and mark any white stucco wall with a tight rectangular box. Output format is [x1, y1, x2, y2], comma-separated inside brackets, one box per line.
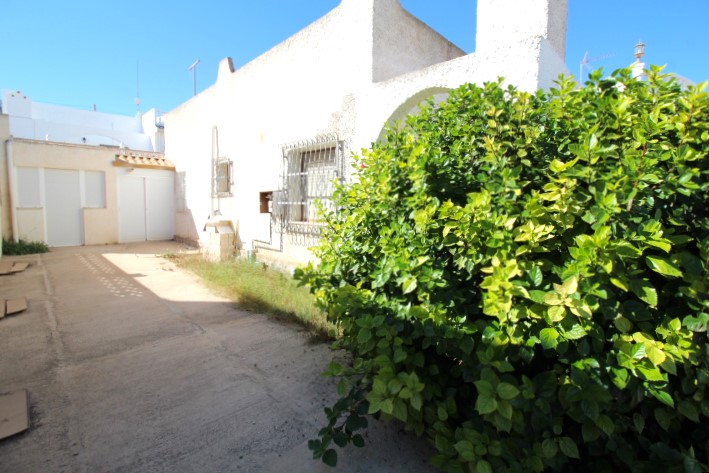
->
[0, 114, 10, 247]
[476, 0, 568, 60]
[371, 0, 466, 82]
[167, 0, 571, 268]
[2, 90, 161, 151]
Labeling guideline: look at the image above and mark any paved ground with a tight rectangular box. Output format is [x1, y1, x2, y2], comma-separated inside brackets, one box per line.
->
[0, 242, 436, 473]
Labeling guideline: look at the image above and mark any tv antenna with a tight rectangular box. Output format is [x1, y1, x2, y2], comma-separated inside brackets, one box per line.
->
[579, 51, 615, 82]
[188, 59, 200, 96]
[135, 61, 141, 111]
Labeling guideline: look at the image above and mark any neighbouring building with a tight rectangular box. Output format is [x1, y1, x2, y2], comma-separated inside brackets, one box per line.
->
[166, 0, 571, 268]
[0, 90, 174, 249]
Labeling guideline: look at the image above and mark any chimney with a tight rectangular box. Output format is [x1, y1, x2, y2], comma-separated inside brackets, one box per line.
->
[476, 0, 568, 60]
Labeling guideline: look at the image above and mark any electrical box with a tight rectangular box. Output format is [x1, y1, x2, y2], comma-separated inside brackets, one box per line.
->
[259, 191, 273, 213]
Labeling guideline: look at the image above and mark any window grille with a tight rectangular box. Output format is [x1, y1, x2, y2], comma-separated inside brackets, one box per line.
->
[276, 134, 343, 242]
[212, 157, 233, 197]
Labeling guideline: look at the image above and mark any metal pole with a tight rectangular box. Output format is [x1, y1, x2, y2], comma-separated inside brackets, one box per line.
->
[188, 59, 200, 97]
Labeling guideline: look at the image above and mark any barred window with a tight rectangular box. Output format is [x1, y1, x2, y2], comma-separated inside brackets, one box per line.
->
[277, 135, 343, 234]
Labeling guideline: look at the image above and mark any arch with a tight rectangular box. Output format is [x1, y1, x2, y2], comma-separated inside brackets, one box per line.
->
[376, 87, 453, 142]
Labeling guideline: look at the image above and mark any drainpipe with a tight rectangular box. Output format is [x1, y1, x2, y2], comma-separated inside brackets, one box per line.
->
[4, 138, 18, 242]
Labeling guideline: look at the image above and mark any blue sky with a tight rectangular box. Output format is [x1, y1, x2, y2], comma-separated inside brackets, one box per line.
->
[1, 1, 706, 116]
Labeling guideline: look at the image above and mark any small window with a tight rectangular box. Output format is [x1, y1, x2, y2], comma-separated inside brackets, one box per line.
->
[16, 167, 41, 207]
[213, 158, 233, 197]
[84, 170, 106, 208]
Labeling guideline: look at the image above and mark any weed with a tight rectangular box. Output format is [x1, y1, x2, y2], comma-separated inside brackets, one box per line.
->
[173, 254, 333, 339]
[2, 238, 50, 255]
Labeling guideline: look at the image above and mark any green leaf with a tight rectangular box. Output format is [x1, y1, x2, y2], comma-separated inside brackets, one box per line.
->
[437, 405, 449, 421]
[636, 364, 666, 381]
[474, 380, 495, 397]
[454, 440, 475, 462]
[542, 439, 558, 459]
[614, 316, 633, 333]
[582, 422, 601, 442]
[558, 437, 580, 459]
[393, 348, 407, 363]
[562, 323, 587, 340]
[547, 305, 566, 322]
[540, 327, 559, 349]
[460, 336, 475, 355]
[308, 439, 322, 452]
[528, 266, 543, 287]
[630, 279, 658, 307]
[352, 434, 365, 448]
[646, 256, 682, 278]
[380, 398, 394, 415]
[581, 399, 599, 421]
[476, 459, 493, 473]
[497, 399, 513, 419]
[633, 413, 645, 433]
[402, 276, 418, 294]
[345, 415, 368, 432]
[650, 388, 675, 408]
[410, 393, 423, 411]
[357, 328, 372, 344]
[392, 399, 408, 422]
[646, 345, 666, 366]
[678, 400, 700, 422]
[322, 449, 338, 467]
[654, 408, 672, 431]
[611, 367, 630, 389]
[333, 431, 349, 448]
[595, 414, 615, 436]
[476, 395, 498, 415]
[497, 382, 520, 400]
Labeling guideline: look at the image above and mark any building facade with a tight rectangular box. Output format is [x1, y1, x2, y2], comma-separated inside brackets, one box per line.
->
[166, 0, 571, 268]
[0, 90, 173, 249]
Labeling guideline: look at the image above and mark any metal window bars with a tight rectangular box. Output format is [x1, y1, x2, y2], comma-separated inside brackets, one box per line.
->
[276, 134, 344, 245]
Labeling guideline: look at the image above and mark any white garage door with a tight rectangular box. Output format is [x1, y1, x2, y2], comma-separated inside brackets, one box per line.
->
[45, 169, 83, 246]
[118, 169, 174, 243]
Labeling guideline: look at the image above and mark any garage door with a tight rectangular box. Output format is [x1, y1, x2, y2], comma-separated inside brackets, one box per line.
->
[45, 169, 82, 246]
[118, 169, 174, 242]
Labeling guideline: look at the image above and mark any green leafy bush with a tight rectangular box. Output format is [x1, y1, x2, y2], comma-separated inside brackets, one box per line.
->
[296, 68, 708, 472]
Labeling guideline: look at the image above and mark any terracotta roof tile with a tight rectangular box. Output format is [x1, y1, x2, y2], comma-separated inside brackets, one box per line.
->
[114, 151, 174, 170]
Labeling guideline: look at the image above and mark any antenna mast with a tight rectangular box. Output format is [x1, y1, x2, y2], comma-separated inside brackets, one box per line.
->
[135, 60, 141, 111]
[188, 59, 200, 97]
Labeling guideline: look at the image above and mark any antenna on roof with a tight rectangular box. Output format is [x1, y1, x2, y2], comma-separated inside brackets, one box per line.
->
[579, 51, 615, 83]
[135, 60, 142, 111]
[188, 59, 201, 97]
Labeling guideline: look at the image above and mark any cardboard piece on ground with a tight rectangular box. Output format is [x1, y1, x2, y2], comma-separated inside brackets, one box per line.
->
[0, 389, 30, 440]
[0, 300, 5, 319]
[0, 261, 13, 275]
[10, 262, 29, 273]
[5, 298, 27, 316]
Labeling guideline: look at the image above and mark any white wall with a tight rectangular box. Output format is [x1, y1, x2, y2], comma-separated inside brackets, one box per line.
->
[2, 90, 161, 151]
[166, 0, 571, 268]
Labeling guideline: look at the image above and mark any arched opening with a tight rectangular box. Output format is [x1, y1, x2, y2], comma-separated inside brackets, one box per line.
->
[376, 87, 453, 142]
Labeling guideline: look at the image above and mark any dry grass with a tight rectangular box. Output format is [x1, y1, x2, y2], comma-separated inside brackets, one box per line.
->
[171, 253, 333, 340]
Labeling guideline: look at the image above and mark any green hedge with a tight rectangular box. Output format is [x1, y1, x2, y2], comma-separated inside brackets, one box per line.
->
[297, 68, 708, 472]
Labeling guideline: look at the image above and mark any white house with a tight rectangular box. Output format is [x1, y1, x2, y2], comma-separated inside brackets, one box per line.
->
[0, 91, 174, 248]
[166, 0, 571, 267]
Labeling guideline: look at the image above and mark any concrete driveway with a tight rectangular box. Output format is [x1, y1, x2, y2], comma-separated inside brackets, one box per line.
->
[0, 242, 435, 473]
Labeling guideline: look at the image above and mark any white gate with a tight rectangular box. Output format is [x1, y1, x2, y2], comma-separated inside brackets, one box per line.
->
[118, 169, 174, 243]
[45, 169, 83, 246]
